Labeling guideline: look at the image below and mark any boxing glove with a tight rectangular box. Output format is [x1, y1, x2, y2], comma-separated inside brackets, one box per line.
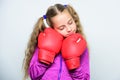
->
[61, 33, 87, 70]
[38, 28, 63, 65]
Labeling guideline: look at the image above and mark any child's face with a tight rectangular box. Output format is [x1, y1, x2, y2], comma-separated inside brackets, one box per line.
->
[51, 10, 77, 37]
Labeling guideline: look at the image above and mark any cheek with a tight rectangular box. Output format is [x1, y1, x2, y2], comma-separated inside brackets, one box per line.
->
[72, 23, 77, 31]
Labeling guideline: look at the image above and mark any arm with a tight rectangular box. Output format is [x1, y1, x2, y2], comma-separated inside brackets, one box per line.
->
[69, 48, 90, 80]
[28, 47, 50, 80]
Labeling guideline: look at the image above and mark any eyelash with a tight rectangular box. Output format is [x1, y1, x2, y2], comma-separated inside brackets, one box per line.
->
[59, 27, 64, 30]
[59, 20, 73, 30]
[68, 21, 73, 25]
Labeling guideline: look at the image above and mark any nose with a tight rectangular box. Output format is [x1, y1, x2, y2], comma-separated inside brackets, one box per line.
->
[66, 26, 72, 32]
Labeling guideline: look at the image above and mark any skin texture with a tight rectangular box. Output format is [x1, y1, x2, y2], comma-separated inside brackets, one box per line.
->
[51, 10, 77, 37]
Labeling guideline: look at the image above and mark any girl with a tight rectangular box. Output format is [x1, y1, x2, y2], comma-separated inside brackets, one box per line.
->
[23, 4, 90, 80]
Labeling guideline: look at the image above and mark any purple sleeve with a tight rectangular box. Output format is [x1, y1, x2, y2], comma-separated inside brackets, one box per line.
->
[28, 47, 50, 80]
[69, 48, 90, 80]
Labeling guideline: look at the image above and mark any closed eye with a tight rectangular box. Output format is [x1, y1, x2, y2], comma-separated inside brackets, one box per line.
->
[59, 26, 65, 30]
[68, 19, 73, 25]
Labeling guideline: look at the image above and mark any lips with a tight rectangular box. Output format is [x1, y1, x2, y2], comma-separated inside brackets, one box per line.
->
[68, 33, 74, 36]
[66, 31, 75, 36]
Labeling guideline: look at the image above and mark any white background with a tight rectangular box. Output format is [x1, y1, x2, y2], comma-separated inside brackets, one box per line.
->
[0, 0, 120, 80]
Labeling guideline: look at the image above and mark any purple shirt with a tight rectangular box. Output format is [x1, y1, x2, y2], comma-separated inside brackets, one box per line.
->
[28, 47, 90, 80]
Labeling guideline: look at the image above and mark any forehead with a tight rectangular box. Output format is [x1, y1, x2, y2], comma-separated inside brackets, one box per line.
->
[51, 10, 72, 27]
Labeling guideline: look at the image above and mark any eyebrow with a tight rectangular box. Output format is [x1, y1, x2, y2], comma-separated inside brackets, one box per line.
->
[58, 18, 72, 28]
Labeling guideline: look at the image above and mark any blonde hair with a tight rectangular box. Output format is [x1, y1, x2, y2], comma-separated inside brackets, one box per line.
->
[22, 4, 87, 80]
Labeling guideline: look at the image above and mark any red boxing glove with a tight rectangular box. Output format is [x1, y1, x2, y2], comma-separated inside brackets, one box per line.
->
[38, 28, 63, 65]
[62, 33, 87, 70]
